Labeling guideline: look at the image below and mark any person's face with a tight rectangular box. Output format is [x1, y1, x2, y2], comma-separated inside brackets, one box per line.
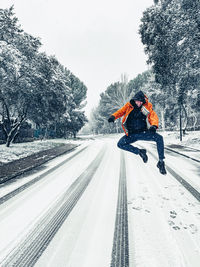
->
[135, 100, 143, 107]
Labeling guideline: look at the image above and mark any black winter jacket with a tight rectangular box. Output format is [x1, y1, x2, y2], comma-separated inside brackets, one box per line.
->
[125, 100, 147, 134]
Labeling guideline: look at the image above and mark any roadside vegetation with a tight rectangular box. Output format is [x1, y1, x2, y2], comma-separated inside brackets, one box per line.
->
[0, 6, 87, 147]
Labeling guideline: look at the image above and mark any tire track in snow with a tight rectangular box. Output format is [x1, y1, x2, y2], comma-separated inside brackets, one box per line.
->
[147, 149, 200, 202]
[110, 151, 129, 267]
[164, 146, 200, 163]
[151, 142, 200, 163]
[0, 146, 88, 205]
[0, 146, 106, 267]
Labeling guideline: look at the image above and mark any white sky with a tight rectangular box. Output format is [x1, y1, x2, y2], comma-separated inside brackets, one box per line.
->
[0, 0, 153, 116]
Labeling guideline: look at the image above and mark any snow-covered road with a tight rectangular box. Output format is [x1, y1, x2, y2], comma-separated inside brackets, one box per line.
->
[0, 135, 200, 267]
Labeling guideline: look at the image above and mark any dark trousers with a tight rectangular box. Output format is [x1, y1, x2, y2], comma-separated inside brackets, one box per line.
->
[117, 132, 165, 160]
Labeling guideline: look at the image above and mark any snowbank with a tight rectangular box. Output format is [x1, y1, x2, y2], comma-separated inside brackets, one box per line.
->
[161, 131, 200, 150]
[0, 140, 67, 164]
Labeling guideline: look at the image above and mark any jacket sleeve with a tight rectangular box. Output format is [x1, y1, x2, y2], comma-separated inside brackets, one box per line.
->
[148, 108, 159, 127]
[111, 103, 129, 119]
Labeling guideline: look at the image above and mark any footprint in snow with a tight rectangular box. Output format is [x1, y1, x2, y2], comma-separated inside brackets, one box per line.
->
[188, 202, 195, 207]
[182, 208, 189, 213]
[162, 197, 170, 201]
[189, 224, 198, 234]
[145, 209, 150, 213]
[132, 207, 142, 211]
[170, 210, 177, 219]
[172, 226, 180, 230]
[168, 220, 175, 226]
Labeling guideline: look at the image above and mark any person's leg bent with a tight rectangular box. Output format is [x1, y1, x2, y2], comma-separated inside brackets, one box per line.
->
[137, 132, 165, 160]
[153, 133, 165, 160]
[117, 134, 140, 154]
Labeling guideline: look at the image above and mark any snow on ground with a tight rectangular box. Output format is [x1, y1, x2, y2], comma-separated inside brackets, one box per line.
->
[162, 130, 200, 150]
[0, 131, 199, 164]
[0, 137, 93, 164]
[0, 136, 199, 267]
[0, 140, 64, 163]
[126, 148, 200, 267]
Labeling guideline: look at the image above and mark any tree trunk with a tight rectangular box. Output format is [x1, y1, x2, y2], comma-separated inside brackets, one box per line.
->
[192, 114, 197, 131]
[44, 127, 48, 139]
[182, 104, 188, 135]
[6, 123, 21, 147]
[179, 105, 182, 141]
[160, 108, 165, 131]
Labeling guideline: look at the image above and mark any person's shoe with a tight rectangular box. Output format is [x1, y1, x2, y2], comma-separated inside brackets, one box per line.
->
[139, 149, 148, 163]
[157, 160, 167, 175]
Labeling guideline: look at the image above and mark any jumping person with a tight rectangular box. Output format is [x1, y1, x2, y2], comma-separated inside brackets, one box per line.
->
[108, 90, 167, 175]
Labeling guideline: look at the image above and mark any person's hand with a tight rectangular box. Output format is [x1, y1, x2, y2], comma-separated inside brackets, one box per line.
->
[108, 115, 115, 123]
[149, 125, 157, 133]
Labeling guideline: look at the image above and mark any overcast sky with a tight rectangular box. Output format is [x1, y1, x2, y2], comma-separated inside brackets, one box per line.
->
[1, 0, 153, 116]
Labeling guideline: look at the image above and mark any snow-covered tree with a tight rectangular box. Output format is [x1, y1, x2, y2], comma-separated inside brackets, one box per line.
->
[0, 6, 88, 145]
[139, 0, 200, 132]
